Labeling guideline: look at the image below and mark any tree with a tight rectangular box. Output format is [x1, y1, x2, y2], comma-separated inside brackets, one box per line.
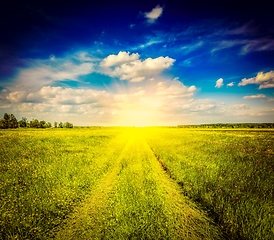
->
[18, 117, 27, 128]
[45, 122, 52, 128]
[3, 113, 10, 129]
[9, 114, 18, 128]
[54, 122, 58, 128]
[58, 122, 63, 128]
[39, 120, 46, 128]
[64, 122, 73, 128]
[0, 119, 5, 129]
[30, 119, 39, 128]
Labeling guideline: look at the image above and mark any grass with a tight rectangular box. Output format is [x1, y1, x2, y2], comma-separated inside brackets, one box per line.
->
[144, 128, 274, 239]
[0, 127, 273, 239]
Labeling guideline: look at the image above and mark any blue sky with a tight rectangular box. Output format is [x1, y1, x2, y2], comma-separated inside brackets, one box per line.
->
[0, 0, 274, 125]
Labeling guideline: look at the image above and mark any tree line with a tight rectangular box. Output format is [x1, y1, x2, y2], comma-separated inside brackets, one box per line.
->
[0, 113, 73, 129]
[178, 123, 274, 128]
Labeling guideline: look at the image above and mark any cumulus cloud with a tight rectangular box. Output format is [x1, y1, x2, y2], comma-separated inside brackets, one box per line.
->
[238, 70, 274, 89]
[243, 94, 266, 99]
[100, 52, 175, 82]
[215, 78, 224, 88]
[144, 5, 163, 23]
[6, 91, 27, 103]
[227, 82, 234, 87]
[156, 78, 196, 99]
[100, 51, 139, 67]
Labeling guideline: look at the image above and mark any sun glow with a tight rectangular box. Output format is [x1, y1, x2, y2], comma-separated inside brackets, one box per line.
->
[115, 109, 162, 126]
[109, 84, 165, 126]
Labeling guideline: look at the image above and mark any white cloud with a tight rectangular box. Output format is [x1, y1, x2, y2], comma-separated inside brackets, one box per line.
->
[156, 78, 196, 99]
[100, 51, 139, 67]
[243, 94, 266, 99]
[6, 91, 27, 103]
[144, 5, 163, 23]
[100, 52, 175, 82]
[227, 82, 234, 87]
[12, 61, 94, 91]
[215, 78, 224, 88]
[238, 70, 274, 89]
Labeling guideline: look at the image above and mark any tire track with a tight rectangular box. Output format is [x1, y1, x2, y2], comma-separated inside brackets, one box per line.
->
[54, 131, 135, 239]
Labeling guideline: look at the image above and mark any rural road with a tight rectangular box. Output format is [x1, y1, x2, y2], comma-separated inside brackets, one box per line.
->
[55, 128, 221, 239]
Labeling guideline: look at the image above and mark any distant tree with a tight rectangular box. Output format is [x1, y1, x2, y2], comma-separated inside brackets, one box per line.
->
[9, 114, 18, 128]
[3, 113, 10, 128]
[58, 122, 63, 128]
[64, 121, 73, 128]
[30, 119, 39, 128]
[54, 122, 58, 128]
[39, 120, 46, 128]
[18, 117, 28, 128]
[45, 122, 52, 128]
[0, 119, 5, 129]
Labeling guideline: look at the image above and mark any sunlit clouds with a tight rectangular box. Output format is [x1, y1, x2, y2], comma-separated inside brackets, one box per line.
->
[100, 51, 175, 82]
[0, 1, 274, 125]
[238, 70, 274, 89]
[1, 49, 274, 125]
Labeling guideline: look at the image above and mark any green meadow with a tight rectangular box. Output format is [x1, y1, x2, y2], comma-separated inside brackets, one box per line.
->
[0, 127, 273, 239]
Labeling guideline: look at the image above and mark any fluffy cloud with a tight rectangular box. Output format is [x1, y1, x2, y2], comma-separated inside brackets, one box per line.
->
[156, 78, 196, 99]
[100, 52, 175, 82]
[227, 82, 234, 87]
[238, 70, 274, 89]
[215, 78, 224, 88]
[144, 5, 163, 23]
[2, 76, 201, 125]
[6, 91, 27, 103]
[100, 51, 139, 67]
[243, 94, 266, 99]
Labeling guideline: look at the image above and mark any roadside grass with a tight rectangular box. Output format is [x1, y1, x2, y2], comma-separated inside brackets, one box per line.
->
[144, 128, 274, 240]
[0, 128, 126, 239]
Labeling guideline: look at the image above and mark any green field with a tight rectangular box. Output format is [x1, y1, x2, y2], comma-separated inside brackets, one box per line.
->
[0, 127, 273, 239]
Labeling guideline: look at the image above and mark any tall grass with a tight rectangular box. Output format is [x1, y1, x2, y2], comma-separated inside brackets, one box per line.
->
[0, 128, 125, 239]
[145, 128, 274, 239]
[1, 127, 273, 239]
